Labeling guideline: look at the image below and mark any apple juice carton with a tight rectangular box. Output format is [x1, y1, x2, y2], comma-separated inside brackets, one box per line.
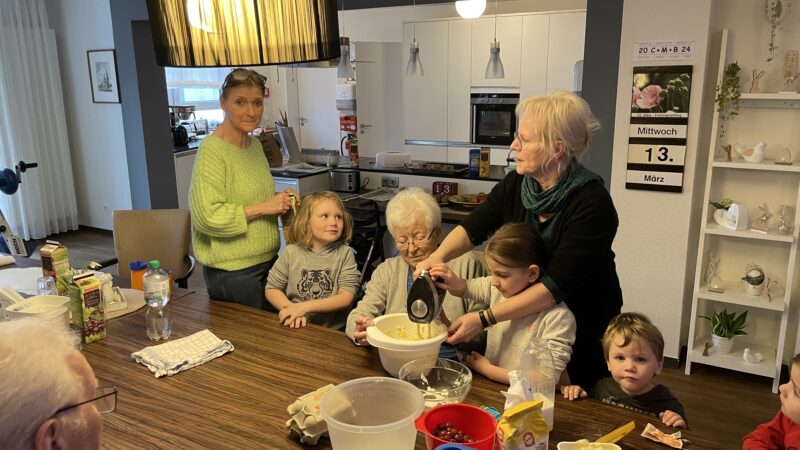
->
[69, 272, 106, 344]
[40, 240, 70, 295]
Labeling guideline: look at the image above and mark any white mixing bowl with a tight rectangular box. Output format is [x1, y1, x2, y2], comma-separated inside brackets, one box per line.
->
[5, 295, 71, 329]
[366, 313, 447, 377]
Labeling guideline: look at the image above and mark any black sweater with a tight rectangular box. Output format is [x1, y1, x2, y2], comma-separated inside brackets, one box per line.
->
[461, 170, 623, 388]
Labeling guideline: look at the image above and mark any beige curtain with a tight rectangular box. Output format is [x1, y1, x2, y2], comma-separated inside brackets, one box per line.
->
[0, 0, 79, 239]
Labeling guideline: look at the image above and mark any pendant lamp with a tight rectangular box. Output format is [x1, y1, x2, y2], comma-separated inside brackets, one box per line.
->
[484, 0, 504, 79]
[455, 0, 486, 19]
[405, 0, 424, 76]
[146, 0, 341, 67]
[337, 0, 355, 79]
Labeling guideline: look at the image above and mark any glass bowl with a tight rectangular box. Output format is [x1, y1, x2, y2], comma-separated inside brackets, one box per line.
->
[398, 357, 472, 409]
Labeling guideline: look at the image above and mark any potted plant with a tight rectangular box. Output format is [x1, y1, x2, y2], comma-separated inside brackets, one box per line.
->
[715, 62, 741, 160]
[700, 309, 748, 354]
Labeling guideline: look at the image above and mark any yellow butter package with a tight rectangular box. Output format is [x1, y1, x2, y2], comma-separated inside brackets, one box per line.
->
[496, 400, 549, 450]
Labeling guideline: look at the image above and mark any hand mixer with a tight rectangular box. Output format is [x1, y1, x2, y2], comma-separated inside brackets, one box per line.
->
[406, 269, 451, 327]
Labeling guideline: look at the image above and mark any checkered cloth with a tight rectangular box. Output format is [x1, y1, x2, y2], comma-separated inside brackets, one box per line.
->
[131, 329, 234, 378]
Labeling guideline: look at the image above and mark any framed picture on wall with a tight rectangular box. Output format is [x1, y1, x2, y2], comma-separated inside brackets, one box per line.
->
[87, 49, 120, 103]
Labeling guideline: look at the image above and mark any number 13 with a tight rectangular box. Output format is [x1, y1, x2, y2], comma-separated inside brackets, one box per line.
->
[645, 147, 669, 162]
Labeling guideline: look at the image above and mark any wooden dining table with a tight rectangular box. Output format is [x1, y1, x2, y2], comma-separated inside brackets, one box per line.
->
[82, 291, 722, 449]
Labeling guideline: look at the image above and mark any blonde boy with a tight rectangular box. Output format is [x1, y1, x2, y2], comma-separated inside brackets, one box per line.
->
[561, 312, 687, 428]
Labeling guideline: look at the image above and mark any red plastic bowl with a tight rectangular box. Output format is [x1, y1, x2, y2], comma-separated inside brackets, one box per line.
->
[415, 403, 497, 450]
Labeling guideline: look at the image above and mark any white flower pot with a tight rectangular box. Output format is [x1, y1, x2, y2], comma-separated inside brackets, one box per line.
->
[711, 334, 735, 354]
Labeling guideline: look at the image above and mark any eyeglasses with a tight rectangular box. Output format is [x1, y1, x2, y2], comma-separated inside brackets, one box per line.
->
[53, 387, 118, 416]
[222, 68, 266, 89]
[395, 230, 435, 250]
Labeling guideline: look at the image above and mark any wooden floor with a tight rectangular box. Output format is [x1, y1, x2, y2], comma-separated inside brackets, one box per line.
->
[33, 227, 782, 448]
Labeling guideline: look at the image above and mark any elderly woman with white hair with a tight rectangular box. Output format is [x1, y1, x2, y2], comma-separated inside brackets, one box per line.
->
[418, 92, 623, 391]
[346, 187, 486, 353]
[0, 318, 110, 449]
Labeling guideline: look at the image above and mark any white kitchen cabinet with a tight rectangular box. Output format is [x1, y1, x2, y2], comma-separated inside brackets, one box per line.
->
[403, 143, 447, 163]
[685, 31, 800, 393]
[470, 16, 522, 88]
[174, 150, 196, 210]
[447, 20, 471, 145]
[546, 12, 586, 93]
[520, 14, 550, 99]
[403, 21, 448, 143]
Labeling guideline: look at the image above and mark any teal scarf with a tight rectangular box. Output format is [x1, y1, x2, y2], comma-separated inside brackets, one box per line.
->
[521, 163, 603, 215]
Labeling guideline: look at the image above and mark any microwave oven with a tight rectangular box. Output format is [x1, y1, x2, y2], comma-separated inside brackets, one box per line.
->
[471, 93, 519, 146]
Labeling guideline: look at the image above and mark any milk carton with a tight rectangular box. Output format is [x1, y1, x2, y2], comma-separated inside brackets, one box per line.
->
[40, 241, 70, 295]
[68, 273, 106, 344]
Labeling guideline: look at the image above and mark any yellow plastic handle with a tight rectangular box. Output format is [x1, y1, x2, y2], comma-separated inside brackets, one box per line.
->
[595, 421, 635, 444]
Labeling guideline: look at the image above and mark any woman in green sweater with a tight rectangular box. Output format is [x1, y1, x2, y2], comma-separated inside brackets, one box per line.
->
[190, 68, 298, 310]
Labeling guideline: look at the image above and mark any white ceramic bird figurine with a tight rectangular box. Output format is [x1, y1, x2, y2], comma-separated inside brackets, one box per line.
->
[743, 348, 765, 364]
[734, 142, 767, 163]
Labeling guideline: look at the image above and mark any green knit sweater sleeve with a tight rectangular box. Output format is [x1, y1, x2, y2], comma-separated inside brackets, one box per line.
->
[189, 135, 280, 271]
[189, 139, 248, 237]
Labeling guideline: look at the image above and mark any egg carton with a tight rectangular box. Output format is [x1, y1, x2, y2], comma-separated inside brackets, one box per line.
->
[286, 384, 335, 444]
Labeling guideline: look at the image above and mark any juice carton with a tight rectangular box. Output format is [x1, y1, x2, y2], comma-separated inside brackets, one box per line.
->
[40, 240, 70, 295]
[68, 273, 106, 344]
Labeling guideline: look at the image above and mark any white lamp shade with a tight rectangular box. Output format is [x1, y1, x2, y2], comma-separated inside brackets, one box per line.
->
[455, 0, 486, 18]
[337, 36, 355, 79]
[485, 39, 504, 79]
[405, 40, 424, 76]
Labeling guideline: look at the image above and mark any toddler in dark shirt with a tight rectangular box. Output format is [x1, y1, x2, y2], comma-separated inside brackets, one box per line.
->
[560, 312, 687, 428]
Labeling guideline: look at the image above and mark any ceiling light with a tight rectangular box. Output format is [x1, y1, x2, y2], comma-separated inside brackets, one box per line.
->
[405, 0, 424, 76]
[484, 0, 504, 79]
[337, 0, 355, 79]
[455, 0, 486, 19]
[146, 0, 341, 67]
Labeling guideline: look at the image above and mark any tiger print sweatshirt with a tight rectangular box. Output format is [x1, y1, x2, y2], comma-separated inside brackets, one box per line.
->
[265, 242, 360, 330]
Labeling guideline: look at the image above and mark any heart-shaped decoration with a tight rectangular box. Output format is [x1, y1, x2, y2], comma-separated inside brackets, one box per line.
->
[714, 203, 749, 230]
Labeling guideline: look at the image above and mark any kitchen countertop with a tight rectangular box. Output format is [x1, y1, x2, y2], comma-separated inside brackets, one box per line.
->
[173, 140, 200, 155]
[270, 157, 510, 181]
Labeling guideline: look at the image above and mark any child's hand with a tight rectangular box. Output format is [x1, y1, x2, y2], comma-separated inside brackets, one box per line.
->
[352, 316, 375, 346]
[278, 303, 307, 327]
[464, 351, 490, 372]
[560, 385, 587, 401]
[659, 410, 686, 428]
[428, 263, 467, 297]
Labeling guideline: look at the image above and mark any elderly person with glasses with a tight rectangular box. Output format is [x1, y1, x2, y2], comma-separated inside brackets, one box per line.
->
[190, 68, 299, 310]
[417, 92, 622, 391]
[0, 318, 116, 449]
[346, 187, 486, 356]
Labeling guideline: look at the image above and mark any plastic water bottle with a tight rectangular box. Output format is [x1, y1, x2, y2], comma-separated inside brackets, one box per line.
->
[143, 260, 172, 340]
[519, 337, 556, 430]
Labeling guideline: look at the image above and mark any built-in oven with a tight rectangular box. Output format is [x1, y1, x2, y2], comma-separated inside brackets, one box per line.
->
[471, 93, 519, 146]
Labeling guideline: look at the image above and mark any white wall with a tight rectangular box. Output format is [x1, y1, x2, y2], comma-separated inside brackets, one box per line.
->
[609, 0, 713, 359]
[46, 0, 132, 230]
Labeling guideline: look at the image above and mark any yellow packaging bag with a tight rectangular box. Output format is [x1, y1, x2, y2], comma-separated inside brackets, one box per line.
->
[496, 400, 549, 450]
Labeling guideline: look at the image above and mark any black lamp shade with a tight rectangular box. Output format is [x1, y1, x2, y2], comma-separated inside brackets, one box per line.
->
[146, 0, 341, 67]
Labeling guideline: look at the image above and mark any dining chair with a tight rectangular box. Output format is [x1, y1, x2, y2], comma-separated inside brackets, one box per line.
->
[98, 209, 195, 288]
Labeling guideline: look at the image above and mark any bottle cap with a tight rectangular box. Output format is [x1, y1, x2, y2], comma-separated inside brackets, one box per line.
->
[129, 261, 147, 270]
[148, 260, 160, 269]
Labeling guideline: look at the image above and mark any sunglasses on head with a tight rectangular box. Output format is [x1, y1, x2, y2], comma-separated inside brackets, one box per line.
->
[223, 68, 266, 88]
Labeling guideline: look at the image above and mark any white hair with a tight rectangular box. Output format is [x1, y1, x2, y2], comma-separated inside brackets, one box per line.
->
[385, 187, 442, 237]
[0, 318, 84, 449]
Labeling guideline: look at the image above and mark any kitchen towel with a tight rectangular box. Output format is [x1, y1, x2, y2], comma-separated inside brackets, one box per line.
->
[131, 329, 234, 378]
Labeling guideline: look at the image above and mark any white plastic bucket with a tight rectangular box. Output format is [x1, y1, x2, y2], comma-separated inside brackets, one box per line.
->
[366, 313, 447, 377]
[5, 295, 70, 329]
[320, 377, 424, 450]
